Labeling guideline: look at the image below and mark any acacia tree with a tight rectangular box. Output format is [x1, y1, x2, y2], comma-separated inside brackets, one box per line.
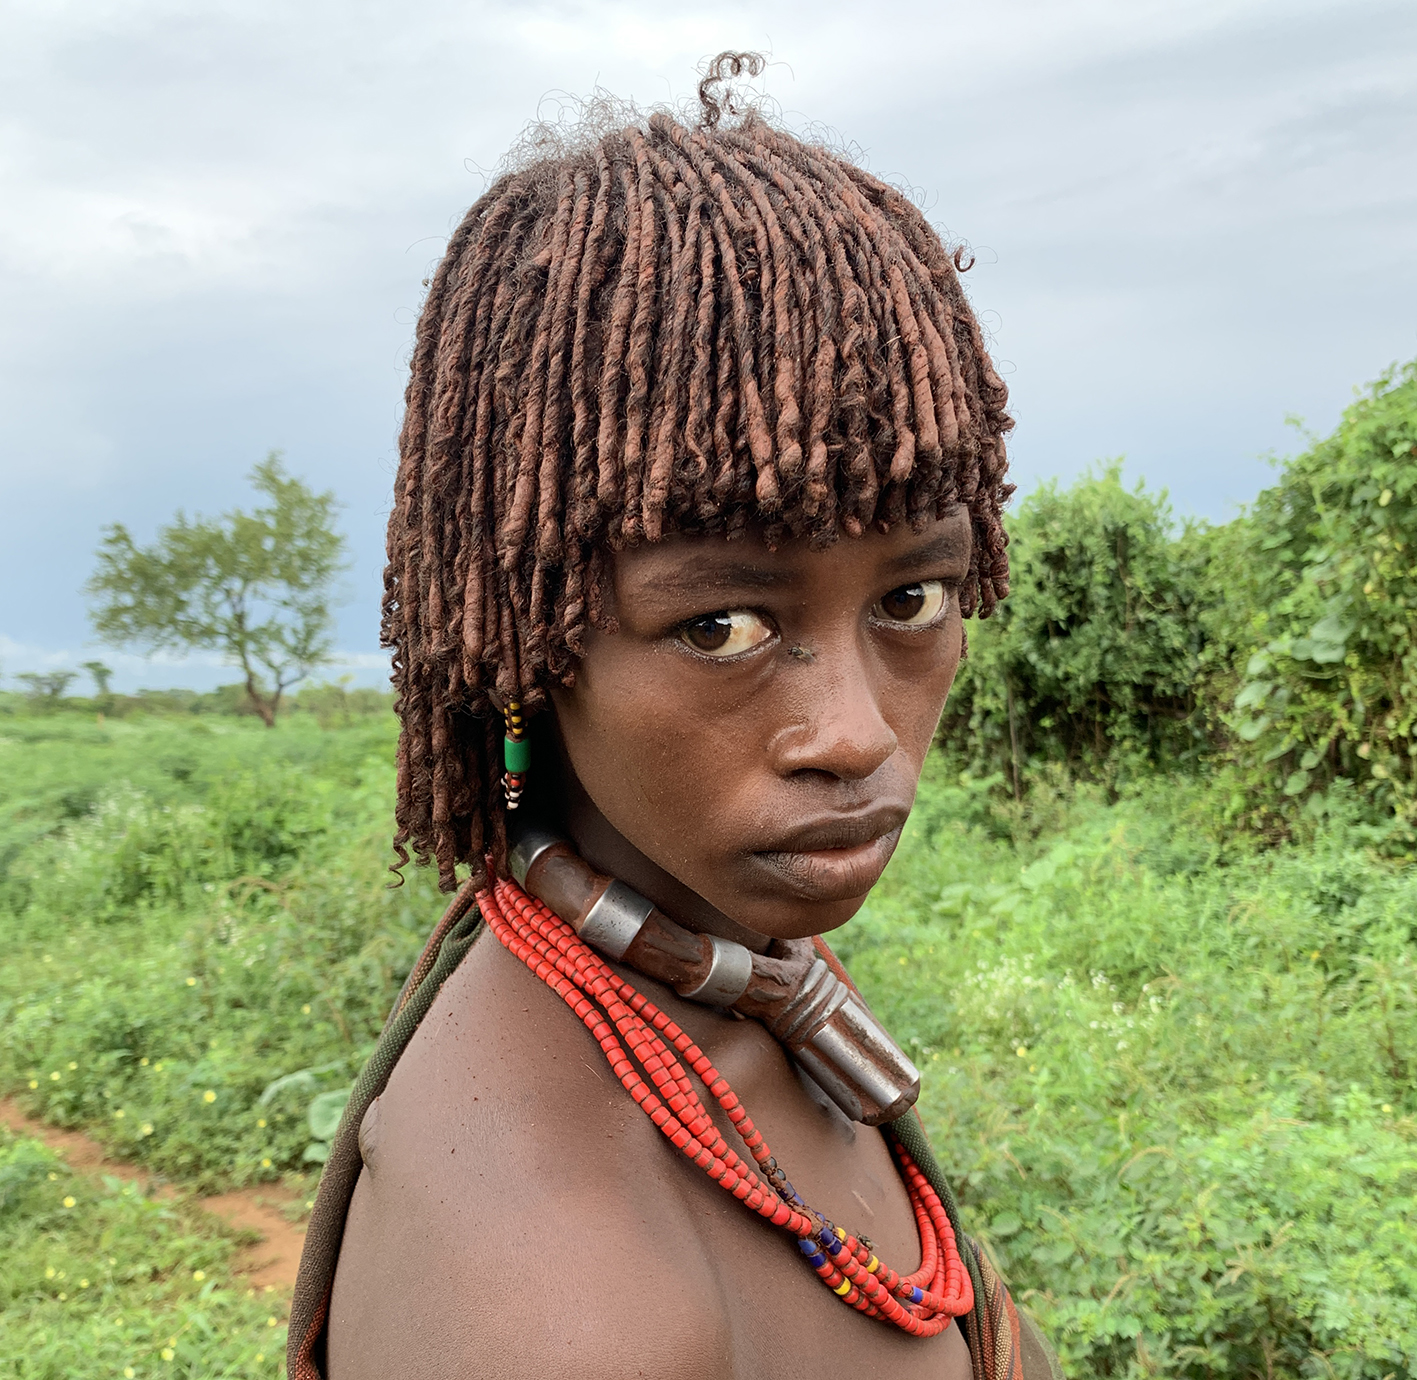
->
[17, 671, 77, 704]
[87, 454, 347, 726]
[80, 660, 114, 699]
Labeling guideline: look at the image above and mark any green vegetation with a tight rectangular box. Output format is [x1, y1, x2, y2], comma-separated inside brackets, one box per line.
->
[847, 767, 1416, 1378]
[943, 360, 1417, 844]
[0, 1126, 287, 1378]
[2, 362, 1414, 1377]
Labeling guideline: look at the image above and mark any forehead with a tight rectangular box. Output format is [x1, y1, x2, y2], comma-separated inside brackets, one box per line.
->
[609, 510, 973, 599]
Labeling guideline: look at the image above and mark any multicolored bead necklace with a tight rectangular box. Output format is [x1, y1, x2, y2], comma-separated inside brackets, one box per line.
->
[479, 871, 974, 1336]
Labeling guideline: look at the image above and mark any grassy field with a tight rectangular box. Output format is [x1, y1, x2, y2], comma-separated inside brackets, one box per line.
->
[1, 703, 1414, 1378]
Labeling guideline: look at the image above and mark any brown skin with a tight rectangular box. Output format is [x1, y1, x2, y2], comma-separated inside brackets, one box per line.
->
[327, 512, 974, 1380]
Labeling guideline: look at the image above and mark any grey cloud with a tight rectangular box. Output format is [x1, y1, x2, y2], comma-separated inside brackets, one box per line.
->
[2, 0, 1414, 685]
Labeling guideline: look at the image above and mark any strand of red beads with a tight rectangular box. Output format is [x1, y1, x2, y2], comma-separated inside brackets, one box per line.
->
[479, 874, 974, 1336]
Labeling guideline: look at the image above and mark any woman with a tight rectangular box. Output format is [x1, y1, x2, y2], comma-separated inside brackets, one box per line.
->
[290, 56, 1060, 1380]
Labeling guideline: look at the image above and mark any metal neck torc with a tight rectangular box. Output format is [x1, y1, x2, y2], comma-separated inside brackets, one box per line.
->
[508, 827, 920, 1126]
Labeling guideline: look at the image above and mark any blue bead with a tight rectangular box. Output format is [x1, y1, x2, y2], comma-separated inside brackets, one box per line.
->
[911, 1286, 924, 1303]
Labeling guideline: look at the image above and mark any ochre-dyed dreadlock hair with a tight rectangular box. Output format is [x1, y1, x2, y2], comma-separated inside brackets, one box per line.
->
[385, 54, 1014, 891]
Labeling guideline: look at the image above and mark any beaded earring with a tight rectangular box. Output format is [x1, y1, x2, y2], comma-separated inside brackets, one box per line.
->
[502, 699, 528, 809]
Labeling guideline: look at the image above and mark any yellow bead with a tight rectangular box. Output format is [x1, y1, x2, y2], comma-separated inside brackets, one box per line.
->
[867, 1255, 879, 1274]
[834, 1279, 852, 1296]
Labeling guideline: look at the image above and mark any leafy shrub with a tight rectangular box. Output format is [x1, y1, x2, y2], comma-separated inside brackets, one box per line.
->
[940, 463, 1208, 795]
[1203, 361, 1417, 842]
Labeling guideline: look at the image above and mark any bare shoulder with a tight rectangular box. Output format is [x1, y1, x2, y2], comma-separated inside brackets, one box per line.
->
[327, 934, 733, 1380]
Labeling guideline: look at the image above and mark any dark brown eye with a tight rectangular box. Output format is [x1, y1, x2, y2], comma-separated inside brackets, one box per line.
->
[873, 580, 946, 627]
[679, 610, 773, 657]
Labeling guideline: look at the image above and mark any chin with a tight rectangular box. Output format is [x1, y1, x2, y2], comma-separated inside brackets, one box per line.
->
[728, 890, 870, 943]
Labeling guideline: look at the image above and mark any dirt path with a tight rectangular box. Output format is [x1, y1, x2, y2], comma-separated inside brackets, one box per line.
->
[0, 1097, 306, 1291]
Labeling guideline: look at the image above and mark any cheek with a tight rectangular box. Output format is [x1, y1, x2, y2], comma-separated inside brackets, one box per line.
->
[558, 652, 766, 836]
[885, 617, 965, 750]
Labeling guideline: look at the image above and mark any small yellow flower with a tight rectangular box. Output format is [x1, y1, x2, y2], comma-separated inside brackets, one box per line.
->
[302, 1004, 311, 1014]
[114, 1109, 126, 1118]
[28, 1079, 38, 1089]
[140, 1057, 149, 1066]
[168, 1337, 176, 1347]
[193, 1269, 206, 1281]
[1379, 488, 1393, 506]
[1311, 950, 1321, 960]
[140, 1122, 154, 1136]
[203, 1090, 216, 1103]
[267, 1315, 279, 1327]
[1383, 1104, 1393, 1114]
[261, 1158, 272, 1168]
[186, 977, 197, 987]
[255, 1355, 264, 1365]
[58, 1291, 67, 1300]
[49, 1071, 61, 1081]
[42, 953, 52, 962]
[68, 1061, 77, 1070]
[48, 1172, 57, 1181]
[161, 1346, 175, 1361]
[45, 1267, 56, 1279]
[125, 1369, 136, 1378]
[79, 1278, 89, 1288]
[154, 1062, 163, 1071]
[62, 1195, 76, 1208]
[257, 1117, 267, 1128]
[1016, 1046, 1028, 1058]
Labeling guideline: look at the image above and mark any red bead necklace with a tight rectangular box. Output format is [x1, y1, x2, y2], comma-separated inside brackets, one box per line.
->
[480, 873, 974, 1336]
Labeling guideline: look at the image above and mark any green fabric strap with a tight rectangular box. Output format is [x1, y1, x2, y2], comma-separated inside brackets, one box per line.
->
[286, 902, 485, 1380]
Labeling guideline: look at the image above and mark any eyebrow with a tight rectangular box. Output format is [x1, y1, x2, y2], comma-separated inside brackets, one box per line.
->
[880, 530, 973, 575]
[643, 560, 790, 596]
[636, 529, 973, 599]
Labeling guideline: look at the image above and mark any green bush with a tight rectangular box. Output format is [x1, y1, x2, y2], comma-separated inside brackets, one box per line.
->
[1202, 362, 1417, 842]
[940, 462, 1209, 795]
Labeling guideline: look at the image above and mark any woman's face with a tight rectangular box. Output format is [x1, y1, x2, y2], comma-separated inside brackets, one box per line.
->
[550, 509, 972, 941]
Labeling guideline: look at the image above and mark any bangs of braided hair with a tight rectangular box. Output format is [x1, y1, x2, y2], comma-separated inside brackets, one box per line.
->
[386, 54, 1014, 891]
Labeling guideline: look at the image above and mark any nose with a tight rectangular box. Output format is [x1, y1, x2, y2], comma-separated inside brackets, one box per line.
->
[769, 643, 898, 783]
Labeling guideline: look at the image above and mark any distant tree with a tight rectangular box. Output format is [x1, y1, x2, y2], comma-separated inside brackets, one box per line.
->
[18, 670, 77, 704]
[81, 659, 114, 699]
[87, 453, 347, 727]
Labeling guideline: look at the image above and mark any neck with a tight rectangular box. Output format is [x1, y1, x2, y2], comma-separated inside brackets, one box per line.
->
[538, 729, 772, 955]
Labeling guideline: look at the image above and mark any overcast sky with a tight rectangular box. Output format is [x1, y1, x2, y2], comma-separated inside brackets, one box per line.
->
[3, 0, 1414, 690]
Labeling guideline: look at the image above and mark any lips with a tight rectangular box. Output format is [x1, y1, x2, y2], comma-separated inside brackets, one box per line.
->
[749, 805, 908, 902]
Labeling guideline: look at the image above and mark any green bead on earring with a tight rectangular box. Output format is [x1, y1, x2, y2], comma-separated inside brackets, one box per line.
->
[502, 699, 528, 809]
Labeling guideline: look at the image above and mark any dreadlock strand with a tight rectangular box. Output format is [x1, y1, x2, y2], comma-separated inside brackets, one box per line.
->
[568, 151, 615, 542]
